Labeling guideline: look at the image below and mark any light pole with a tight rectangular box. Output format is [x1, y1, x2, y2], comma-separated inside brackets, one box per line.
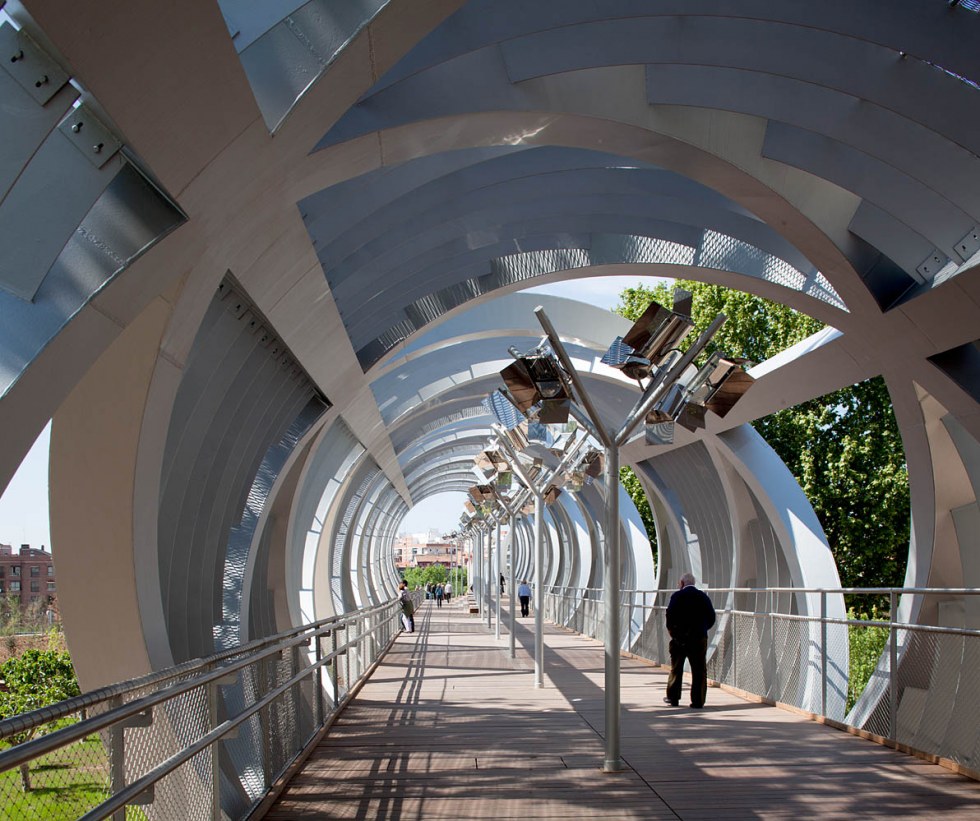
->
[532, 305, 731, 772]
[492, 488, 519, 658]
[494, 423, 592, 687]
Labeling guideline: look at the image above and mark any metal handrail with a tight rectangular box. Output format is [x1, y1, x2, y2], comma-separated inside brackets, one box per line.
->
[0, 597, 409, 821]
[0, 599, 392, 740]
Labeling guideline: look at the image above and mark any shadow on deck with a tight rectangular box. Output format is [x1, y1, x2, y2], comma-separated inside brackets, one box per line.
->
[266, 599, 980, 819]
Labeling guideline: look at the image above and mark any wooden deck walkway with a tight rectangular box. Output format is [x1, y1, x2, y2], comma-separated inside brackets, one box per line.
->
[266, 599, 980, 819]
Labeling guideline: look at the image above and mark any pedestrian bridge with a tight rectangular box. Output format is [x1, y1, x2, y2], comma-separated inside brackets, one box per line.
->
[3, 1, 980, 818]
[2, 592, 978, 818]
[266, 601, 980, 820]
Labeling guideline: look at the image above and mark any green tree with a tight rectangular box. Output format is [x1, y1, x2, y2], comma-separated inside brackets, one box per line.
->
[0, 648, 81, 791]
[401, 564, 449, 589]
[846, 607, 889, 713]
[620, 465, 658, 562]
[614, 280, 909, 589]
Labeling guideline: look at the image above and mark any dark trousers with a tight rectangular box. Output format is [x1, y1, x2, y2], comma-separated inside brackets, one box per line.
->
[666, 635, 708, 707]
[519, 595, 530, 617]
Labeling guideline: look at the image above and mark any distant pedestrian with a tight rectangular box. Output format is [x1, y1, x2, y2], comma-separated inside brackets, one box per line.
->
[500, 573, 506, 594]
[435, 583, 444, 607]
[664, 573, 715, 708]
[444, 581, 453, 603]
[398, 581, 415, 633]
[517, 579, 532, 617]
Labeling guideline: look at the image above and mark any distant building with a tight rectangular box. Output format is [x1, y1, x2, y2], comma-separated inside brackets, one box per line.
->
[0, 543, 58, 620]
[394, 534, 468, 571]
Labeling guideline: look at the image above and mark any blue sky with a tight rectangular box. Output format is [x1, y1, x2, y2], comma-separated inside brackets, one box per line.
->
[0, 275, 668, 549]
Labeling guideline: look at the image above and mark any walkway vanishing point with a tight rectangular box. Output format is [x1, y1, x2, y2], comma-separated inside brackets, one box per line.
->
[265, 600, 980, 820]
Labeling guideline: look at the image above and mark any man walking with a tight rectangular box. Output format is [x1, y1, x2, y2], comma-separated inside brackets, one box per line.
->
[664, 573, 715, 708]
[517, 579, 532, 617]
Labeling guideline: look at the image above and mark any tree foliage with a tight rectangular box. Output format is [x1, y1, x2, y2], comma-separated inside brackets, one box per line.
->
[402, 564, 447, 589]
[0, 648, 80, 791]
[614, 279, 909, 589]
[620, 466, 658, 563]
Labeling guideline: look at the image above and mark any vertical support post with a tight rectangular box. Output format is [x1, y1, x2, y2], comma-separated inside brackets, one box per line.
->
[768, 588, 777, 701]
[889, 589, 898, 742]
[509, 518, 517, 659]
[731, 600, 737, 688]
[495, 517, 502, 640]
[109, 695, 125, 821]
[208, 670, 223, 820]
[330, 630, 339, 709]
[820, 591, 828, 717]
[259, 656, 273, 789]
[290, 644, 301, 753]
[314, 629, 324, 728]
[487, 525, 494, 631]
[602, 444, 623, 772]
[534, 494, 545, 688]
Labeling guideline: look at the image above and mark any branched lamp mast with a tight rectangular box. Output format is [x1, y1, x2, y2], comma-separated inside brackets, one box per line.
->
[495, 424, 592, 683]
[493, 489, 519, 658]
[533, 306, 726, 773]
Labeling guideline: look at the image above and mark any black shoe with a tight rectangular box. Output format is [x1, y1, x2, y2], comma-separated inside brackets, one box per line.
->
[689, 704, 703, 709]
[663, 697, 678, 706]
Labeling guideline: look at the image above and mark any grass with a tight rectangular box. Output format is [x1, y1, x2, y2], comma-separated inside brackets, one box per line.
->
[0, 730, 156, 820]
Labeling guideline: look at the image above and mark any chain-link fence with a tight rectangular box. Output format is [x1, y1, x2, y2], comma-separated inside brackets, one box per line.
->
[547, 586, 980, 771]
[0, 598, 406, 820]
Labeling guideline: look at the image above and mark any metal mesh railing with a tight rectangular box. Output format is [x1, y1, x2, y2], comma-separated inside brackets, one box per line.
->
[546, 586, 980, 772]
[0, 598, 408, 820]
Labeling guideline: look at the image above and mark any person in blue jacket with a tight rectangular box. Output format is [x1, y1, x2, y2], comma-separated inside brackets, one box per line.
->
[664, 573, 716, 708]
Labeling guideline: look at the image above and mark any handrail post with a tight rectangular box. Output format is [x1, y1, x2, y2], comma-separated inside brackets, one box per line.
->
[769, 588, 777, 701]
[314, 629, 324, 729]
[889, 589, 899, 742]
[259, 655, 273, 790]
[208, 667, 222, 820]
[731, 600, 737, 688]
[290, 644, 301, 754]
[330, 630, 339, 709]
[109, 695, 125, 821]
[820, 591, 828, 717]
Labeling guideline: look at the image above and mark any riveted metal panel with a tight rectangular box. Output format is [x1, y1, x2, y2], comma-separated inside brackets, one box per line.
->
[233, 0, 387, 130]
[0, 67, 76, 202]
[0, 131, 120, 300]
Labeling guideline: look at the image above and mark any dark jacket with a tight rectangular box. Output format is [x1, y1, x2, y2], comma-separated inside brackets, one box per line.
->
[666, 584, 715, 642]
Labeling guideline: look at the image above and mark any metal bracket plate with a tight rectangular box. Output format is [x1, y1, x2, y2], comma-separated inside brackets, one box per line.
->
[57, 104, 122, 169]
[954, 226, 980, 263]
[120, 710, 154, 729]
[916, 249, 950, 281]
[0, 21, 69, 105]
